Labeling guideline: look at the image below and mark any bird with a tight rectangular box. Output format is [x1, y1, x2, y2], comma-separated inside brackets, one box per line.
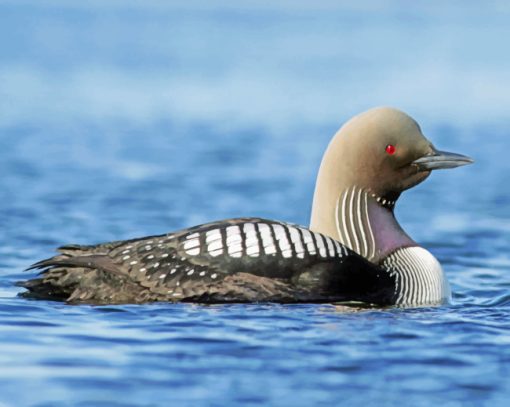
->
[20, 107, 473, 306]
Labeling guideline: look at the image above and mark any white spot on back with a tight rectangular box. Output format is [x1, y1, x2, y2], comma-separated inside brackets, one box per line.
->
[258, 223, 276, 255]
[300, 228, 316, 255]
[272, 224, 292, 258]
[333, 239, 347, 257]
[228, 245, 243, 258]
[226, 225, 243, 257]
[206, 229, 222, 243]
[325, 236, 335, 257]
[246, 245, 260, 257]
[207, 239, 223, 256]
[244, 223, 260, 257]
[288, 227, 305, 258]
[314, 233, 328, 257]
[226, 226, 242, 243]
[185, 248, 200, 256]
[183, 237, 201, 256]
[209, 248, 223, 257]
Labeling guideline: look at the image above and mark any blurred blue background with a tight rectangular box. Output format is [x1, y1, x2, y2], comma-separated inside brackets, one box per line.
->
[0, 1, 509, 406]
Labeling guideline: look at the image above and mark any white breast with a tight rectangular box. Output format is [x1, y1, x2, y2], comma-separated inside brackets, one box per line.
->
[381, 246, 451, 306]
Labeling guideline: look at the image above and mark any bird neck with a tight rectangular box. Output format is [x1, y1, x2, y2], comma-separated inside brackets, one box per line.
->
[311, 186, 416, 264]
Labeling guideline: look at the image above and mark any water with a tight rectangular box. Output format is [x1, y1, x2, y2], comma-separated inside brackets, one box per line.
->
[1, 1, 510, 406]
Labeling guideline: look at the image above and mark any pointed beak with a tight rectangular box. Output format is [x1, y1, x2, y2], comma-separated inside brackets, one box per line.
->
[412, 149, 474, 172]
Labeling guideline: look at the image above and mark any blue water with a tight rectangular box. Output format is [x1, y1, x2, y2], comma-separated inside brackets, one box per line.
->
[1, 1, 510, 406]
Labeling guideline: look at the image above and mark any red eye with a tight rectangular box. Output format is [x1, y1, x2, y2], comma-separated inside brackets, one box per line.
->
[385, 144, 396, 155]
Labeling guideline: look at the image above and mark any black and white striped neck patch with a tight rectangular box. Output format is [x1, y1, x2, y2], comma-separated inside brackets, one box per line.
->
[335, 186, 377, 261]
[381, 246, 451, 306]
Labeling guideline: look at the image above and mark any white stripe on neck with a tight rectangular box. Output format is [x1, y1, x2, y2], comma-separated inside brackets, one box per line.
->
[335, 186, 377, 262]
[382, 246, 451, 306]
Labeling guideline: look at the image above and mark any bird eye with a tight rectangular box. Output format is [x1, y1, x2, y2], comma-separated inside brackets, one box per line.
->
[385, 144, 396, 155]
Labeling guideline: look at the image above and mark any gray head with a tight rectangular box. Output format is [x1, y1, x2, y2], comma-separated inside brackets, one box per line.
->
[310, 107, 473, 261]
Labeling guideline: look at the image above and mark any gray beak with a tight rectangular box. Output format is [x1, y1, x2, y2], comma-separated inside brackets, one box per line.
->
[412, 149, 474, 171]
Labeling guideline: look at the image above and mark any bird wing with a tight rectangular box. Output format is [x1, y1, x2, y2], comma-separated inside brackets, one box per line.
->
[23, 218, 396, 304]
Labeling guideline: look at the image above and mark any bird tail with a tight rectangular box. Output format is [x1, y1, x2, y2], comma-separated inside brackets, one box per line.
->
[20, 244, 112, 302]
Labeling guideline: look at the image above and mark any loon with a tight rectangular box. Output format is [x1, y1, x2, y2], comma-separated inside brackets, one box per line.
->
[21, 107, 473, 306]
